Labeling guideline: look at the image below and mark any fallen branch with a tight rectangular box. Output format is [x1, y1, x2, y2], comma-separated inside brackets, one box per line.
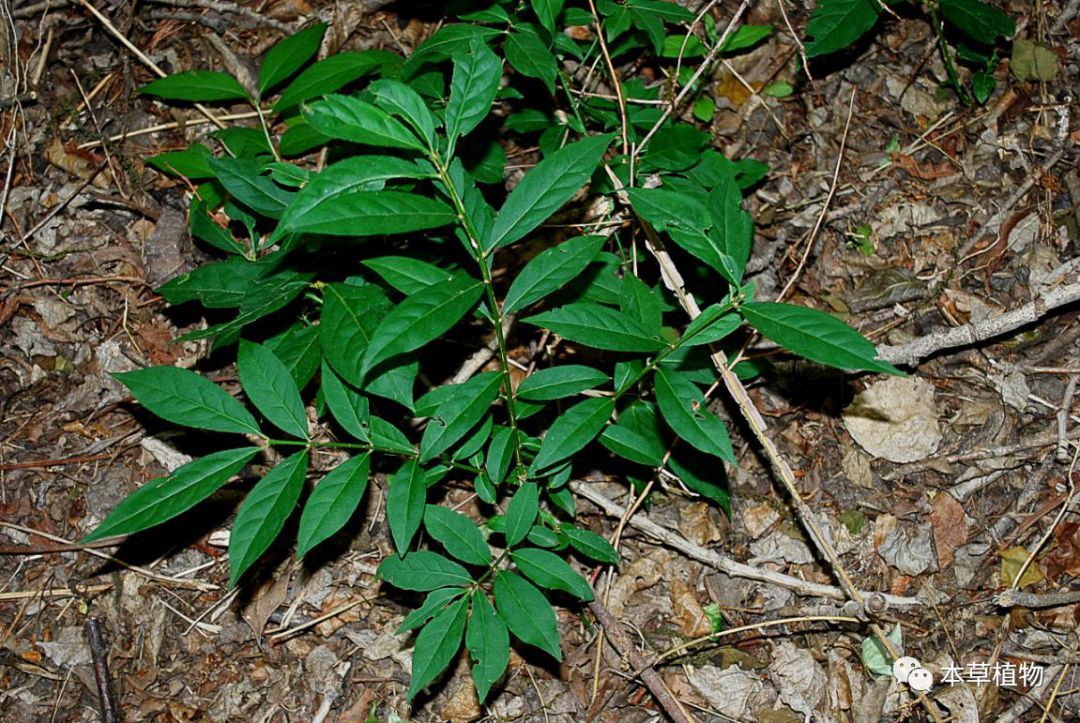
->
[85, 618, 120, 723]
[876, 281, 1080, 366]
[588, 597, 697, 723]
[994, 588, 1080, 609]
[570, 481, 921, 609]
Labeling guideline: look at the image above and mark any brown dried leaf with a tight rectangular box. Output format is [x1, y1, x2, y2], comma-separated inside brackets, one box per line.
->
[670, 579, 712, 638]
[930, 492, 970, 567]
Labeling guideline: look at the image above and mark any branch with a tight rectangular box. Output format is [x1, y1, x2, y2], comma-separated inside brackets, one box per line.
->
[571, 481, 920, 609]
[876, 281, 1080, 366]
[588, 597, 698, 723]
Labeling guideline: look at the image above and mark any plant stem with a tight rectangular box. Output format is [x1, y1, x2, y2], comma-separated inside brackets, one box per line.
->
[253, 100, 283, 163]
[612, 298, 739, 403]
[930, 3, 969, 104]
[433, 158, 527, 478]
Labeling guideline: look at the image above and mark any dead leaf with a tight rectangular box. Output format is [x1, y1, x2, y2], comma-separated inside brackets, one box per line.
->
[1000, 546, 1044, 588]
[241, 560, 293, 637]
[894, 153, 955, 180]
[843, 377, 942, 463]
[43, 137, 110, 189]
[679, 501, 722, 545]
[1011, 39, 1060, 81]
[930, 492, 970, 567]
[670, 579, 713, 638]
[770, 641, 827, 717]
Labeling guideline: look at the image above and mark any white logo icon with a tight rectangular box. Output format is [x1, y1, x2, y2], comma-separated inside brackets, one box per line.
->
[892, 656, 921, 683]
[892, 656, 934, 692]
[908, 667, 934, 692]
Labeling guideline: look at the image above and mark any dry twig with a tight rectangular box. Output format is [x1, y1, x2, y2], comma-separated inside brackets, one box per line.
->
[588, 597, 696, 723]
[570, 481, 921, 609]
[876, 281, 1080, 366]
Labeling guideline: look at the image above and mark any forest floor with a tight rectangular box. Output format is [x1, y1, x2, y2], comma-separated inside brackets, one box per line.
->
[1, 0, 1079, 721]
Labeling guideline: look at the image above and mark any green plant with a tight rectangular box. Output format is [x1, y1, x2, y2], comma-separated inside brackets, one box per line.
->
[805, 0, 1015, 103]
[88, 3, 903, 705]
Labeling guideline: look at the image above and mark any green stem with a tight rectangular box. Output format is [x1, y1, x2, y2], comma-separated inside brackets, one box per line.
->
[612, 298, 739, 403]
[253, 99, 283, 163]
[266, 437, 482, 475]
[930, 4, 968, 105]
[433, 157, 527, 479]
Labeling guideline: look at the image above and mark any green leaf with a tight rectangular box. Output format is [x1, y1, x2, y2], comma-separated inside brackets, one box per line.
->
[114, 367, 261, 435]
[158, 258, 264, 308]
[494, 571, 562, 661]
[516, 365, 609, 402]
[281, 189, 455, 237]
[861, 623, 903, 677]
[504, 483, 539, 547]
[446, 40, 502, 148]
[562, 525, 619, 564]
[274, 50, 392, 111]
[939, 0, 1015, 44]
[398, 587, 465, 634]
[420, 372, 503, 463]
[370, 416, 415, 455]
[525, 303, 666, 353]
[208, 157, 294, 219]
[305, 94, 426, 152]
[179, 271, 312, 343]
[369, 79, 439, 151]
[408, 597, 468, 701]
[265, 161, 311, 188]
[667, 447, 730, 514]
[139, 70, 249, 102]
[467, 591, 510, 703]
[720, 24, 774, 53]
[620, 274, 662, 331]
[424, 505, 491, 565]
[486, 134, 613, 250]
[804, 0, 880, 58]
[320, 283, 389, 386]
[531, 0, 565, 32]
[475, 470, 497, 504]
[682, 305, 740, 347]
[502, 235, 605, 313]
[229, 451, 308, 586]
[238, 340, 308, 439]
[531, 397, 614, 473]
[84, 447, 259, 541]
[599, 402, 666, 466]
[654, 368, 735, 463]
[275, 155, 437, 237]
[259, 23, 326, 96]
[403, 25, 502, 74]
[296, 453, 370, 557]
[366, 356, 418, 413]
[387, 460, 427, 553]
[265, 323, 321, 388]
[361, 273, 483, 375]
[626, 187, 739, 281]
[362, 256, 451, 296]
[189, 199, 245, 255]
[148, 143, 215, 179]
[378, 550, 472, 591]
[486, 426, 516, 486]
[505, 26, 558, 93]
[707, 164, 754, 283]
[512, 547, 593, 601]
[321, 364, 370, 442]
[741, 302, 903, 375]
